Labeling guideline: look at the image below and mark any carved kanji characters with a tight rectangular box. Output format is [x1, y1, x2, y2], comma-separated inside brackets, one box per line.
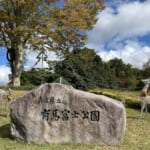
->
[41, 109, 50, 121]
[51, 109, 60, 121]
[90, 111, 100, 121]
[82, 111, 89, 119]
[72, 111, 79, 118]
[50, 97, 54, 104]
[38, 96, 42, 103]
[62, 109, 70, 121]
[44, 96, 49, 103]
[56, 98, 61, 103]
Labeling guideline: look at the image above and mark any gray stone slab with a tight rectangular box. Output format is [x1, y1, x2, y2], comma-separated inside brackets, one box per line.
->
[10, 83, 126, 145]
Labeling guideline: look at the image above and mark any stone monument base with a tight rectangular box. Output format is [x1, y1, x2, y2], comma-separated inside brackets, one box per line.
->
[10, 83, 126, 145]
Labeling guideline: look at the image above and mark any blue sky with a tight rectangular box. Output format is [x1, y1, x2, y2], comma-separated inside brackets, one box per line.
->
[0, 0, 150, 86]
[86, 0, 150, 69]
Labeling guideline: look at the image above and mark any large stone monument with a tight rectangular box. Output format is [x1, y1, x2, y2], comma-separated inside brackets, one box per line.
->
[10, 83, 126, 145]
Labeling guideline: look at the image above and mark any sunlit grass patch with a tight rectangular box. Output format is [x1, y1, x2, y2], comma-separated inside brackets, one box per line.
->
[10, 90, 28, 100]
[1, 107, 150, 150]
[0, 90, 150, 149]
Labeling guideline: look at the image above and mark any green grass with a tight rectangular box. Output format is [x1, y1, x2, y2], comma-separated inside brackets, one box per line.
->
[1, 90, 150, 150]
[1, 108, 150, 150]
[89, 88, 141, 100]
[0, 85, 36, 91]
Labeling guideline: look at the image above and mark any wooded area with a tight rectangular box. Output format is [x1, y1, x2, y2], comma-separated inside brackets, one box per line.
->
[0, 0, 105, 86]
[20, 47, 150, 91]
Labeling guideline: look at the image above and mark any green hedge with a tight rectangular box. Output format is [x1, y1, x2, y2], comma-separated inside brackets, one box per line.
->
[89, 89, 142, 109]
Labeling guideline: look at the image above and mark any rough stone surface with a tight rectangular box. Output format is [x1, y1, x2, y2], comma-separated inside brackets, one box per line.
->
[10, 83, 126, 145]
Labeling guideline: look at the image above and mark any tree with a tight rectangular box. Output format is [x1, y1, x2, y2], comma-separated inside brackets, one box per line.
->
[142, 58, 150, 79]
[0, 0, 105, 86]
[21, 68, 59, 86]
[143, 58, 150, 69]
[107, 58, 140, 90]
[55, 48, 117, 90]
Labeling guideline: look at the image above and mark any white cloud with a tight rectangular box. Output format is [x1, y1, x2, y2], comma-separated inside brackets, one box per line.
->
[98, 41, 150, 69]
[0, 66, 10, 86]
[24, 50, 60, 70]
[87, 1, 150, 49]
[0, 49, 59, 86]
[86, 0, 150, 69]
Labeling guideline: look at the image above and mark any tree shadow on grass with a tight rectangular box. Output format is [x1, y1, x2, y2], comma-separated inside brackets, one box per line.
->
[127, 115, 150, 121]
[0, 114, 7, 117]
[0, 124, 11, 138]
[127, 116, 139, 119]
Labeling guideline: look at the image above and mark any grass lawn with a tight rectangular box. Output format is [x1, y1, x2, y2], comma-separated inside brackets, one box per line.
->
[1, 90, 150, 150]
[89, 88, 141, 101]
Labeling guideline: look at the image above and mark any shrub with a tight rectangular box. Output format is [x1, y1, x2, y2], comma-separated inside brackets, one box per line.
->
[89, 89, 142, 109]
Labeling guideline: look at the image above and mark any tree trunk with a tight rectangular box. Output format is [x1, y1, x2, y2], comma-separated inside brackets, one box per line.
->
[11, 43, 24, 86]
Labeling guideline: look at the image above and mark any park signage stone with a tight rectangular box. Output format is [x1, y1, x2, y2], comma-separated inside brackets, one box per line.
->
[10, 83, 126, 145]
